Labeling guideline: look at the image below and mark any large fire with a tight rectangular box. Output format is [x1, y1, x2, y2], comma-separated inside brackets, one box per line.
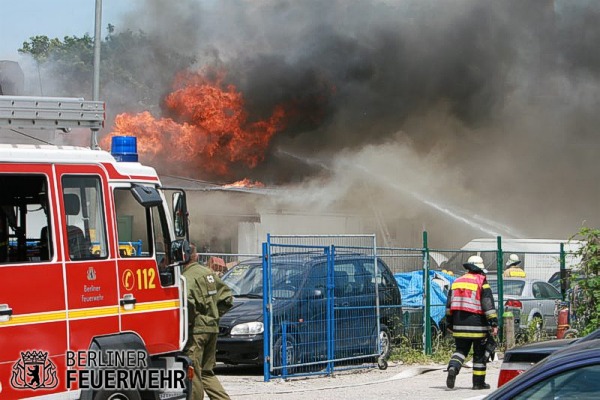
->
[102, 69, 288, 180]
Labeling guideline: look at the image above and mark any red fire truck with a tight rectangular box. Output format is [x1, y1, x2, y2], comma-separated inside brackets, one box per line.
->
[0, 96, 193, 399]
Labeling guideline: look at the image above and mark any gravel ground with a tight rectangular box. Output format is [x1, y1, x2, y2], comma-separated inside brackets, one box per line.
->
[216, 359, 501, 400]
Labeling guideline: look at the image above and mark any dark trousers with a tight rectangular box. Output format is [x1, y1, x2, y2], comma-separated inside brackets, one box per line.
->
[448, 337, 488, 386]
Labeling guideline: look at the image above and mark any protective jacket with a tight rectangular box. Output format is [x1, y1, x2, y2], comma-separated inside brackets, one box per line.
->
[183, 262, 233, 334]
[446, 272, 497, 339]
[503, 266, 526, 278]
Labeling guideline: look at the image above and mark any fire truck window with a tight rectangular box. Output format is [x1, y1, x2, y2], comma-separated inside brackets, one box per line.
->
[0, 174, 52, 264]
[152, 206, 168, 266]
[114, 188, 153, 257]
[62, 176, 107, 260]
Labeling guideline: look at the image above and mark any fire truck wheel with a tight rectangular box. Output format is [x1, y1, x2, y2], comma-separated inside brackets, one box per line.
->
[93, 390, 141, 400]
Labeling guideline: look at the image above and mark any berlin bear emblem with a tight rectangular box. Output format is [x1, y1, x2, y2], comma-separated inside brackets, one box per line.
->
[10, 350, 58, 390]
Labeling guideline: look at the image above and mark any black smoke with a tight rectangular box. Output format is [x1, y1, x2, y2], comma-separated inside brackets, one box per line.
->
[113, 0, 600, 246]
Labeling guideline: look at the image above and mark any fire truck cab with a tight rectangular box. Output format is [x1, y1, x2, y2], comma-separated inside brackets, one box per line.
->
[0, 96, 192, 399]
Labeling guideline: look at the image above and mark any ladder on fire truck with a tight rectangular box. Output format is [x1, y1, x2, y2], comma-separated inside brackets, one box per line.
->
[0, 95, 104, 131]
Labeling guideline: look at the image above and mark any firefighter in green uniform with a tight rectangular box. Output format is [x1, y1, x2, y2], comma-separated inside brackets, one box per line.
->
[183, 242, 233, 400]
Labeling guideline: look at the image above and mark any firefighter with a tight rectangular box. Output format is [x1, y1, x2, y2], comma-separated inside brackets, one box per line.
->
[503, 253, 526, 278]
[445, 255, 498, 390]
[183, 242, 234, 400]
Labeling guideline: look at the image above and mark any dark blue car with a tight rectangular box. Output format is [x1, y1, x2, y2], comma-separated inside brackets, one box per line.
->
[216, 253, 403, 372]
[485, 338, 600, 399]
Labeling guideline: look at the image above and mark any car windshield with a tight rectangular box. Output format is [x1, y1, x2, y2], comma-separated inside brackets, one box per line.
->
[488, 279, 525, 296]
[222, 261, 306, 299]
[223, 263, 263, 296]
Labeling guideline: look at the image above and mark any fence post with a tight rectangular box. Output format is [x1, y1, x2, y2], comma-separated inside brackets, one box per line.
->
[503, 311, 515, 350]
[560, 243, 566, 301]
[281, 322, 288, 377]
[497, 236, 504, 344]
[263, 240, 271, 382]
[326, 245, 335, 374]
[423, 231, 432, 355]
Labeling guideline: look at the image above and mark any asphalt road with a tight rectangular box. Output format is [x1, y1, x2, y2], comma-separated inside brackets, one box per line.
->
[216, 359, 501, 400]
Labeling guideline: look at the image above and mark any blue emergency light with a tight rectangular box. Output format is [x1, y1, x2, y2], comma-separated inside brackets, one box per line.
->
[111, 136, 138, 162]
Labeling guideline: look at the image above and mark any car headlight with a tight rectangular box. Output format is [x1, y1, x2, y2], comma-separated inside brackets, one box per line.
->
[230, 322, 264, 336]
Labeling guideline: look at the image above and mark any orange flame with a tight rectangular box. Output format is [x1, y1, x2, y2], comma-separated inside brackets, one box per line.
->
[222, 178, 266, 188]
[102, 69, 288, 179]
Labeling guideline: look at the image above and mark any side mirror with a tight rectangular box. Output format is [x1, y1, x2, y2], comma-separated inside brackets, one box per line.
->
[159, 267, 175, 286]
[131, 185, 162, 207]
[172, 192, 188, 239]
[171, 239, 190, 265]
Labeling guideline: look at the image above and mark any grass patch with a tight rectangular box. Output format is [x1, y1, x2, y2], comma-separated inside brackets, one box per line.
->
[389, 333, 455, 365]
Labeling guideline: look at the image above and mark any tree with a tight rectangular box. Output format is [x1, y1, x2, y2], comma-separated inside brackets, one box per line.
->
[18, 27, 196, 115]
[19, 34, 94, 96]
[570, 227, 600, 335]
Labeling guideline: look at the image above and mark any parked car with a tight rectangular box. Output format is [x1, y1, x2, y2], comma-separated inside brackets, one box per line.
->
[487, 277, 562, 335]
[497, 328, 600, 387]
[216, 253, 403, 369]
[486, 338, 600, 399]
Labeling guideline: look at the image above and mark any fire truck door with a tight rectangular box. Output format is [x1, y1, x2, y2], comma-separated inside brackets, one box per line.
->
[0, 167, 67, 398]
[56, 168, 121, 352]
[113, 185, 182, 354]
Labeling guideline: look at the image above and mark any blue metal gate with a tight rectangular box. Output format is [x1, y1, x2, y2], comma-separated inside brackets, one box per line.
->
[263, 235, 389, 380]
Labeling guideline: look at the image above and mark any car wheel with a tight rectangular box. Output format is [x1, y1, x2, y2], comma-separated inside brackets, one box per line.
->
[273, 336, 298, 376]
[378, 325, 392, 361]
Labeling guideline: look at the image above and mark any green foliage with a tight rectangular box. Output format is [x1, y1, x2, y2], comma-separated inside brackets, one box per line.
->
[19, 35, 65, 62]
[19, 34, 94, 95]
[570, 227, 600, 335]
[390, 332, 454, 365]
[515, 316, 548, 345]
[16, 27, 196, 110]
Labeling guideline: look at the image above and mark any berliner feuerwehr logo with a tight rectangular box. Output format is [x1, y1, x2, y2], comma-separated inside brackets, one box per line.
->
[11, 350, 58, 390]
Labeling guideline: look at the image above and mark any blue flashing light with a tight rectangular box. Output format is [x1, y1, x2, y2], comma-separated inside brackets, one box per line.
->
[111, 136, 138, 162]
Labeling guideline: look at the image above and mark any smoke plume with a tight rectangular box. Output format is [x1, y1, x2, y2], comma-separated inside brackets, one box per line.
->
[104, 0, 600, 246]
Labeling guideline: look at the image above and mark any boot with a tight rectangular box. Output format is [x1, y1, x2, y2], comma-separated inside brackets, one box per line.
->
[472, 383, 491, 390]
[446, 367, 457, 389]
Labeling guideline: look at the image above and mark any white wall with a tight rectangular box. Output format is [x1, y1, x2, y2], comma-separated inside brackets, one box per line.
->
[237, 212, 366, 254]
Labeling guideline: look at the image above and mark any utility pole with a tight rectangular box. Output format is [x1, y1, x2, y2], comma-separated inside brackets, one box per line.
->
[91, 0, 102, 149]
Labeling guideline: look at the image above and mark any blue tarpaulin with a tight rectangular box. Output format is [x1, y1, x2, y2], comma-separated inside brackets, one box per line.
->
[394, 270, 456, 327]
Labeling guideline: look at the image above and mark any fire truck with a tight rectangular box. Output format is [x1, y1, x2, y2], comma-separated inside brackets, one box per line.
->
[0, 96, 193, 399]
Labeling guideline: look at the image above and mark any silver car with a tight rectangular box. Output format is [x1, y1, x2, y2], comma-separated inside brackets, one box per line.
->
[487, 277, 562, 336]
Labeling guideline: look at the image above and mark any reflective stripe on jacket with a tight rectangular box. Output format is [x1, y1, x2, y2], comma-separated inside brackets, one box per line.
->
[503, 267, 526, 278]
[445, 272, 498, 339]
[450, 273, 486, 315]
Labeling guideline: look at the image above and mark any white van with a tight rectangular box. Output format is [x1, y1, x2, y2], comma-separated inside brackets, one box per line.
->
[446, 238, 583, 282]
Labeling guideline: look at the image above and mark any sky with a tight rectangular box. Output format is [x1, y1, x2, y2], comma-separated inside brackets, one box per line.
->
[0, 0, 134, 60]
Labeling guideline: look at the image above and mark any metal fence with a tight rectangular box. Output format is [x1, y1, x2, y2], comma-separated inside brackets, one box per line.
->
[207, 234, 587, 376]
[376, 247, 428, 348]
[380, 235, 583, 354]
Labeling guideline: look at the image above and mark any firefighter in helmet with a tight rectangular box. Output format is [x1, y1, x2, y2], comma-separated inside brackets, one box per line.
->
[445, 255, 498, 390]
[503, 253, 526, 278]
